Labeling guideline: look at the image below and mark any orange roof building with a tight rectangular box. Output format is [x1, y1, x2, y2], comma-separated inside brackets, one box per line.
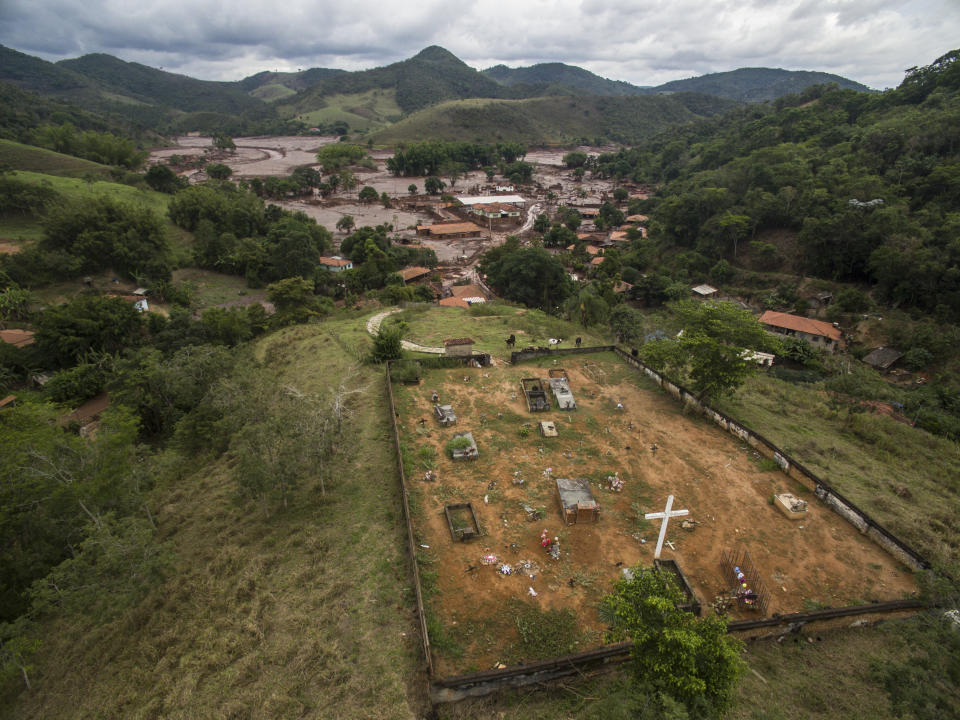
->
[399, 266, 431, 283]
[439, 297, 471, 308]
[417, 222, 484, 238]
[449, 284, 487, 302]
[759, 310, 842, 352]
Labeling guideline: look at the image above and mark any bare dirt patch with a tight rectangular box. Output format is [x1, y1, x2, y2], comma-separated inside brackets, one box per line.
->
[394, 354, 918, 675]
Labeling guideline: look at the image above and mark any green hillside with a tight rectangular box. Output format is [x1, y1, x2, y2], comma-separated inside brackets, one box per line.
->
[484, 61, 647, 96]
[654, 67, 874, 101]
[282, 45, 511, 116]
[238, 67, 348, 95]
[0, 138, 112, 177]
[370, 93, 735, 145]
[286, 88, 404, 131]
[0, 45, 96, 98]
[58, 53, 266, 114]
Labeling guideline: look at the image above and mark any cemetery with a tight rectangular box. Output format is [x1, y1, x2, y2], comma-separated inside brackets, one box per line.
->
[392, 353, 919, 677]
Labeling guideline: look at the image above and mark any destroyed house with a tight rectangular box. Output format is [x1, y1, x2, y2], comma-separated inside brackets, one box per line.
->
[548, 369, 576, 410]
[520, 378, 551, 412]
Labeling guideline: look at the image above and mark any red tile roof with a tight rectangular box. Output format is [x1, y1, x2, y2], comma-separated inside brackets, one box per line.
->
[450, 284, 486, 299]
[439, 297, 471, 308]
[319, 256, 352, 267]
[759, 311, 842, 341]
[424, 222, 483, 236]
[0, 329, 34, 348]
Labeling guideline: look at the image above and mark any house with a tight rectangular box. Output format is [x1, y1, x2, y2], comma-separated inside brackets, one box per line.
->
[319, 256, 353, 272]
[416, 222, 483, 239]
[759, 310, 842, 352]
[590, 256, 605, 266]
[577, 208, 600, 219]
[613, 280, 633, 294]
[449, 284, 487, 304]
[439, 297, 471, 309]
[692, 284, 718, 299]
[60, 392, 111, 437]
[862, 347, 903, 373]
[609, 231, 629, 243]
[626, 214, 649, 224]
[443, 337, 475, 357]
[471, 202, 521, 221]
[399, 266, 431, 284]
[0, 329, 35, 348]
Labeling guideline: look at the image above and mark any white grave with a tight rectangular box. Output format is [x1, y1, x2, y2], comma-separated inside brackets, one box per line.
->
[644, 495, 689, 559]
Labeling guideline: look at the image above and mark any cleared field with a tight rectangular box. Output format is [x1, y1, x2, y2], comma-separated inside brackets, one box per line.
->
[0, 139, 113, 177]
[394, 354, 918, 676]
[289, 89, 403, 131]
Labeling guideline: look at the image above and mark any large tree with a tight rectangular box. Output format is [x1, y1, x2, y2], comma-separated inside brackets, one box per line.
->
[639, 299, 781, 401]
[480, 243, 572, 311]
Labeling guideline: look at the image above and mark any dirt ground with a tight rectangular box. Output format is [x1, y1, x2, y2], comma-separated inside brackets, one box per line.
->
[394, 354, 918, 675]
[148, 135, 339, 177]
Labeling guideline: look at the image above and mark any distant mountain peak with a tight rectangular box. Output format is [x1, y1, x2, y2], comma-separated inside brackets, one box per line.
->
[412, 46, 464, 65]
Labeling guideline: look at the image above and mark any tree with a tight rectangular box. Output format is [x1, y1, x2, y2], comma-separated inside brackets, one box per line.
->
[717, 212, 752, 257]
[533, 213, 550, 234]
[35, 295, 144, 367]
[613, 187, 629, 203]
[566, 286, 610, 328]
[205, 163, 233, 180]
[639, 300, 781, 401]
[213, 133, 236, 152]
[424, 176, 445, 195]
[609, 304, 645, 344]
[371, 322, 404, 363]
[315, 144, 367, 172]
[602, 566, 745, 717]
[358, 185, 379, 204]
[563, 151, 588, 168]
[480, 245, 572, 311]
[144, 164, 185, 194]
[408, 183, 418, 195]
[336, 215, 355, 233]
[380, 191, 391, 208]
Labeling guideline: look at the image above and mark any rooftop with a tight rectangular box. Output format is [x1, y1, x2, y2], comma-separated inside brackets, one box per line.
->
[759, 310, 842, 341]
[438, 297, 471, 309]
[0, 329, 35, 348]
[454, 195, 525, 206]
[399, 266, 431, 282]
[319, 256, 352, 267]
[423, 222, 483, 236]
[450, 284, 487, 300]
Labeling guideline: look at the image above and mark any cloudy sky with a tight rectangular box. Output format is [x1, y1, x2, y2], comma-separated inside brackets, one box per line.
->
[1, 0, 957, 90]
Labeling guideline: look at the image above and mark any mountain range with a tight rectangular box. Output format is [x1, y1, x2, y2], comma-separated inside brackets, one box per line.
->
[0, 43, 873, 143]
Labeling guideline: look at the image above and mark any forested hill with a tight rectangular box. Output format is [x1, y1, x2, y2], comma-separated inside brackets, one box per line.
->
[596, 48, 960, 320]
[56, 54, 266, 115]
[482, 62, 648, 96]
[282, 45, 514, 115]
[653, 67, 873, 102]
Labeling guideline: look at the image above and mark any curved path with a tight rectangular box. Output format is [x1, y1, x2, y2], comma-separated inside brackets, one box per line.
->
[366, 308, 446, 354]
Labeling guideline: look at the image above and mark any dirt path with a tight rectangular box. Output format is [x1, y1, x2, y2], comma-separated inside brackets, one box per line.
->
[367, 309, 445, 354]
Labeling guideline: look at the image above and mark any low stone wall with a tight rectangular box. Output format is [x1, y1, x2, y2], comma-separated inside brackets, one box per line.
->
[510, 345, 616, 363]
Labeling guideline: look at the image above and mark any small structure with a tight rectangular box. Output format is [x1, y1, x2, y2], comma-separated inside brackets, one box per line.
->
[59, 392, 110, 437]
[0, 394, 16, 411]
[742, 350, 775, 368]
[862, 347, 903, 373]
[759, 310, 842, 353]
[319, 256, 353, 272]
[548, 369, 577, 410]
[443, 337, 475, 357]
[453, 194, 526, 209]
[438, 297, 471, 309]
[538, 420, 558, 437]
[720, 547, 769, 615]
[774, 493, 808, 520]
[556, 478, 600, 525]
[416, 222, 484, 239]
[520, 378, 551, 412]
[471, 202, 521, 221]
[692, 284, 718, 299]
[399, 266, 432, 284]
[449, 432, 478, 461]
[444, 502, 481, 541]
[434, 404, 457, 426]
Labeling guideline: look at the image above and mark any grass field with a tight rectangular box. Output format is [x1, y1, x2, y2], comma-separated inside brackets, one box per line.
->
[286, 89, 403, 131]
[716, 373, 960, 576]
[393, 303, 610, 361]
[250, 82, 297, 102]
[0, 139, 113, 177]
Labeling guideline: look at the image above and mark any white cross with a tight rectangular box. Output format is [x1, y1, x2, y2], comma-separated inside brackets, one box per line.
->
[645, 495, 689, 559]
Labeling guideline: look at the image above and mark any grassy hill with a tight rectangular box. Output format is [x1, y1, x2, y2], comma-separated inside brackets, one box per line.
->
[285, 88, 404, 131]
[0, 138, 112, 177]
[370, 93, 735, 145]
[484, 62, 647, 96]
[654, 67, 874, 101]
